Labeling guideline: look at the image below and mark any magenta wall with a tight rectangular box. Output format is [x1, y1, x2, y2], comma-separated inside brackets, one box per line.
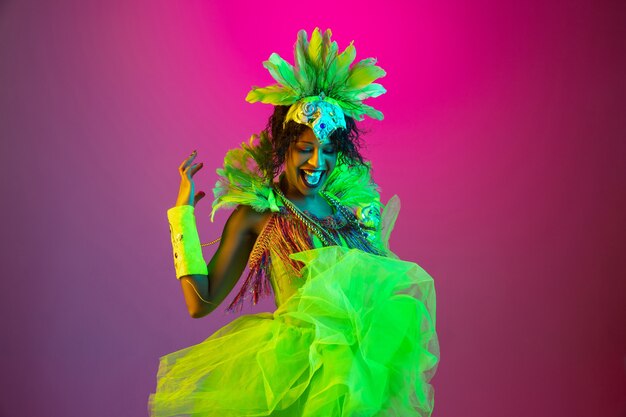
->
[1, 1, 624, 416]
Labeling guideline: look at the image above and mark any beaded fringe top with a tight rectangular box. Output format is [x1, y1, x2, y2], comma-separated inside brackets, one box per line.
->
[227, 205, 386, 312]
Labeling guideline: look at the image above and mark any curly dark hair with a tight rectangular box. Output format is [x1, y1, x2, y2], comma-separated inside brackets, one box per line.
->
[256, 105, 367, 180]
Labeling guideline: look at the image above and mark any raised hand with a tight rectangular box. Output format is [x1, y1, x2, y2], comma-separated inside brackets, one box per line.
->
[175, 150, 206, 207]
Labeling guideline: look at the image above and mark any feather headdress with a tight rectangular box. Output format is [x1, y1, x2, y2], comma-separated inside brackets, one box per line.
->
[246, 28, 387, 122]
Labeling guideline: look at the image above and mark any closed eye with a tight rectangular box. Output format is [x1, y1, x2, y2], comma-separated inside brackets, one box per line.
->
[295, 146, 336, 154]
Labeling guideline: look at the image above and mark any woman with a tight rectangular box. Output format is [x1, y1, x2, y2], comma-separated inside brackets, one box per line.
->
[149, 28, 439, 417]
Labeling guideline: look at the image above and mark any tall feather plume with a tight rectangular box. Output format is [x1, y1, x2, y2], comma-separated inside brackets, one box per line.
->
[245, 27, 387, 121]
[333, 42, 356, 90]
[317, 29, 334, 91]
[263, 53, 299, 90]
[343, 83, 386, 102]
[346, 58, 386, 90]
[294, 29, 313, 95]
[323, 41, 339, 91]
[307, 28, 323, 70]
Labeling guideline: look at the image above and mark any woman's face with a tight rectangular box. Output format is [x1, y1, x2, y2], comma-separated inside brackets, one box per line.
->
[283, 127, 337, 198]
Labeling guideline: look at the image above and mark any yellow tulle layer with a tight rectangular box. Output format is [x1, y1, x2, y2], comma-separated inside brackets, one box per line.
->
[149, 247, 439, 417]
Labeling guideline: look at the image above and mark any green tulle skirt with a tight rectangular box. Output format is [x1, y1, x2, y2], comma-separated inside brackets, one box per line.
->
[148, 247, 439, 417]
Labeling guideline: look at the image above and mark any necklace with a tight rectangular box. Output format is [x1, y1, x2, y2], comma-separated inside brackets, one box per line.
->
[274, 187, 340, 246]
[320, 191, 369, 240]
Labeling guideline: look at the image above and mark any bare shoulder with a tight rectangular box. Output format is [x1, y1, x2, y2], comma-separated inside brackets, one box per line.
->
[226, 205, 273, 237]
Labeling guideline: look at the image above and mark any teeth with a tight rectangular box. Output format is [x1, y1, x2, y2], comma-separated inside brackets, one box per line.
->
[302, 170, 323, 186]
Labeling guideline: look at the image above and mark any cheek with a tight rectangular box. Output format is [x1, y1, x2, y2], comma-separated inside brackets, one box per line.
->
[289, 153, 307, 169]
[327, 156, 337, 171]
[283, 150, 294, 169]
[284, 153, 301, 177]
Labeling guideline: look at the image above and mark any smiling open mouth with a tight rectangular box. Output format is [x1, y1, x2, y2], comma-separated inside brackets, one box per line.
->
[300, 169, 324, 187]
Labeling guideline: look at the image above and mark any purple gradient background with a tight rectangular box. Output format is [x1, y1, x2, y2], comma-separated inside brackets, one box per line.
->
[1, 0, 625, 416]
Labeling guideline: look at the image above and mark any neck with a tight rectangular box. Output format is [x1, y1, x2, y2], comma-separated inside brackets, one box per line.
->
[277, 176, 334, 217]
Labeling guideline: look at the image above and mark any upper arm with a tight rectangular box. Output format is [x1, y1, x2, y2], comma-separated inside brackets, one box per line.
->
[202, 205, 270, 309]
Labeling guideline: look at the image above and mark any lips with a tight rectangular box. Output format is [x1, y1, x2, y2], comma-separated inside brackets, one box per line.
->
[300, 169, 325, 188]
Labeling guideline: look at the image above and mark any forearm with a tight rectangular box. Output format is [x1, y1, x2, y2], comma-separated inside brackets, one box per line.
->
[179, 274, 214, 318]
[182, 226, 256, 318]
[168, 205, 259, 318]
[167, 205, 212, 317]
[178, 251, 248, 318]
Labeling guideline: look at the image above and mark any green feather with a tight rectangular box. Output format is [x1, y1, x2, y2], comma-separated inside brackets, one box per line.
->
[323, 42, 339, 91]
[325, 160, 381, 209]
[346, 58, 386, 89]
[320, 29, 333, 65]
[334, 42, 356, 86]
[246, 85, 298, 105]
[318, 29, 334, 90]
[294, 30, 314, 94]
[211, 134, 279, 221]
[343, 83, 386, 101]
[359, 103, 384, 120]
[263, 53, 299, 91]
[338, 101, 363, 120]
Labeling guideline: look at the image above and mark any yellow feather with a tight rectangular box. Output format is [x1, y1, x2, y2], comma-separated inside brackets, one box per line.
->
[245, 85, 298, 105]
[307, 28, 323, 69]
[346, 58, 386, 89]
[335, 42, 356, 85]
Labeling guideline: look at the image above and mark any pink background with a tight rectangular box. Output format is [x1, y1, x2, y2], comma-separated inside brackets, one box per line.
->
[1, 0, 625, 416]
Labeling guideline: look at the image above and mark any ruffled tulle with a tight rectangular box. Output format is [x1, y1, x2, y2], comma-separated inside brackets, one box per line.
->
[149, 247, 439, 417]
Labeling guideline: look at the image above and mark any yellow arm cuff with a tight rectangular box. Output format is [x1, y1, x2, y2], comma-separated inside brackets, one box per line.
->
[167, 205, 208, 279]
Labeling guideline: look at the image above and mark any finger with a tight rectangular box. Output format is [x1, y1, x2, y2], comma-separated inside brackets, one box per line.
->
[184, 162, 203, 178]
[178, 150, 198, 172]
[193, 191, 206, 206]
[181, 151, 197, 170]
[190, 162, 204, 176]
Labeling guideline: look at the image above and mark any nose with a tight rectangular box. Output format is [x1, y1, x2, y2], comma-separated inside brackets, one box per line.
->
[307, 147, 323, 168]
